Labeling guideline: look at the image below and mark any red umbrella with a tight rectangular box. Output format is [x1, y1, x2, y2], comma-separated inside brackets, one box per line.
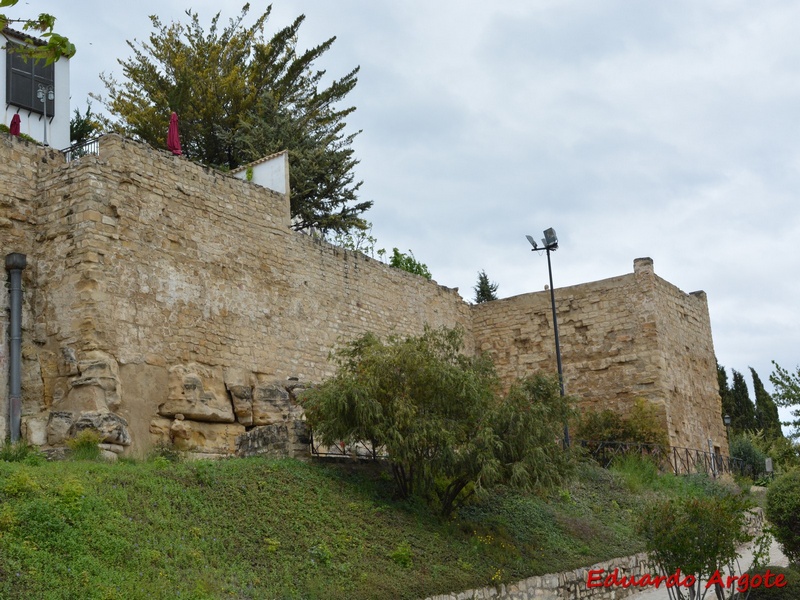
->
[9, 114, 21, 136]
[166, 112, 182, 155]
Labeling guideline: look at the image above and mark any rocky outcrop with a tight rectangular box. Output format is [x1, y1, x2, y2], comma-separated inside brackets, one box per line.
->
[57, 350, 122, 413]
[45, 410, 132, 448]
[29, 351, 133, 457]
[236, 420, 310, 458]
[159, 363, 235, 423]
[169, 417, 246, 455]
[68, 411, 131, 446]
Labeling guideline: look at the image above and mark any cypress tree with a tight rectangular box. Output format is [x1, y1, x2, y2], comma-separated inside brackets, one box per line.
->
[730, 369, 757, 434]
[751, 367, 783, 439]
[718, 362, 733, 422]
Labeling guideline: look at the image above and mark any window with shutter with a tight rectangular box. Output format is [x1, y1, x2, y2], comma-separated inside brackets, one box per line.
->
[6, 43, 55, 114]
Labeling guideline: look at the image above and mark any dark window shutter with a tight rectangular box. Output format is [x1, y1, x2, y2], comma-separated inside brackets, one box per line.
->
[5, 44, 55, 114]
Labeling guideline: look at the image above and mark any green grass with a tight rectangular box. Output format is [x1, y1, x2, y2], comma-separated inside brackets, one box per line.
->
[0, 452, 746, 600]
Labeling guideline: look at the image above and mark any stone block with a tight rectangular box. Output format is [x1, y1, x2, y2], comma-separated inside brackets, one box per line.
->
[159, 363, 235, 423]
[250, 379, 304, 426]
[56, 350, 121, 413]
[170, 419, 245, 454]
[149, 417, 173, 446]
[47, 411, 74, 445]
[22, 415, 48, 446]
[68, 411, 132, 446]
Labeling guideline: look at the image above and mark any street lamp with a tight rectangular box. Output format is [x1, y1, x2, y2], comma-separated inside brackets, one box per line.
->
[723, 414, 731, 440]
[526, 228, 569, 448]
[37, 83, 54, 146]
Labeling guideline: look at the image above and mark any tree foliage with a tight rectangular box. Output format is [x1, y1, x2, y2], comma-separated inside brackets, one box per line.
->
[575, 398, 669, 447]
[729, 434, 768, 479]
[0, 0, 75, 64]
[638, 493, 768, 600]
[97, 4, 370, 234]
[770, 361, 800, 439]
[69, 101, 101, 146]
[718, 362, 732, 419]
[473, 270, 499, 303]
[719, 365, 759, 436]
[301, 327, 573, 515]
[751, 367, 783, 440]
[766, 470, 800, 566]
[731, 369, 758, 433]
[388, 248, 432, 280]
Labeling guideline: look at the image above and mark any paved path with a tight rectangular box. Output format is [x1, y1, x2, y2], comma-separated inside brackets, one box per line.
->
[627, 539, 789, 599]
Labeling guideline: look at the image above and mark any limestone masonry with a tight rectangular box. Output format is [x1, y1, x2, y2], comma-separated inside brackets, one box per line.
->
[0, 134, 728, 458]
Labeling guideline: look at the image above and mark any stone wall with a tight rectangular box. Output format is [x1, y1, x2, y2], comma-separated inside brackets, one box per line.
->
[472, 258, 727, 452]
[423, 552, 653, 600]
[4, 135, 471, 456]
[0, 135, 66, 441]
[0, 134, 725, 456]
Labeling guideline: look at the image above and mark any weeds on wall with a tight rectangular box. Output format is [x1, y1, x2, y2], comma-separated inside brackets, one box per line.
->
[66, 429, 102, 461]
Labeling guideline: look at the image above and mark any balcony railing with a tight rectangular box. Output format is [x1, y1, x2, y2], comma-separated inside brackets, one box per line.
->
[62, 137, 100, 162]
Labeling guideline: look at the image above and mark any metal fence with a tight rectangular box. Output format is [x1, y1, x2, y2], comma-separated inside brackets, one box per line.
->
[578, 440, 750, 478]
[62, 137, 100, 162]
[309, 430, 387, 460]
[308, 433, 752, 478]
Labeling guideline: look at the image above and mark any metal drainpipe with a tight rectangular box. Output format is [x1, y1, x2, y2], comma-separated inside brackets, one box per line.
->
[5, 253, 26, 443]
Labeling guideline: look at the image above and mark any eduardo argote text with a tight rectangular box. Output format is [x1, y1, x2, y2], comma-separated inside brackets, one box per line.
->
[587, 567, 788, 593]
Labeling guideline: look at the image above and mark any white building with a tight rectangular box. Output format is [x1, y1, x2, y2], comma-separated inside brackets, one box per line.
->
[1, 28, 70, 149]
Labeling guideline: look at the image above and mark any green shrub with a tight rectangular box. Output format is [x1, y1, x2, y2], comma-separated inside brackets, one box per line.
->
[744, 565, 800, 599]
[575, 398, 668, 446]
[147, 442, 183, 463]
[66, 429, 102, 461]
[389, 541, 414, 568]
[0, 441, 44, 464]
[731, 434, 769, 479]
[765, 471, 800, 564]
[0, 123, 38, 144]
[388, 248, 432, 279]
[638, 494, 754, 599]
[610, 454, 660, 492]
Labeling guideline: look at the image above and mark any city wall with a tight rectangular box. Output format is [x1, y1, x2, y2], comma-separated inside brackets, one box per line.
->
[0, 134, 726, 457]
[472, 259, 726, 451]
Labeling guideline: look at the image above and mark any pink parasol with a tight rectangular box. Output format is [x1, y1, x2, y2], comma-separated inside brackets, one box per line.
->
[9, 114, 21, 136]
[166, 112, 182, 155]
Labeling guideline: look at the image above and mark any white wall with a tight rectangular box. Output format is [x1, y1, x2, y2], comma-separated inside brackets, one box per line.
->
[0, 48, 71, 150]
[232, 151, 290, 197]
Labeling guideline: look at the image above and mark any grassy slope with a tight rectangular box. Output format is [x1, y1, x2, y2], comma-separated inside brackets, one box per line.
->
[0, 454, 735, 600]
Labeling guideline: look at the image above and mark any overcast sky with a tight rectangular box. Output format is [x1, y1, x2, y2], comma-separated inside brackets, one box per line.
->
[10, 1, 800, 432]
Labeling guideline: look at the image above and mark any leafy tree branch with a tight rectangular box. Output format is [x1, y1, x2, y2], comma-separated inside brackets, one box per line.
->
[0, 0, 75, 63]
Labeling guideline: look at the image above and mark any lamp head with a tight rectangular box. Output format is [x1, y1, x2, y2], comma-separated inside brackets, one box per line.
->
[543, 228, 558, 248]
[723, 415, 731, 426]
[525, 235, 538, 250]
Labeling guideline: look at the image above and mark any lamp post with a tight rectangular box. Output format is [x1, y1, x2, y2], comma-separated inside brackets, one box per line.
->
[526, 228, 569, 448]
[37, 83, 54, 146]
[723, 414, 731, 442]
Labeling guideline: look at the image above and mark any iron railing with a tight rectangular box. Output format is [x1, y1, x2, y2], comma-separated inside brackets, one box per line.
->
[308, 433, 752, 478]
[578, 440, 750, 477]
[309, 430, 387, 460]
[62, 137, 100, 162]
